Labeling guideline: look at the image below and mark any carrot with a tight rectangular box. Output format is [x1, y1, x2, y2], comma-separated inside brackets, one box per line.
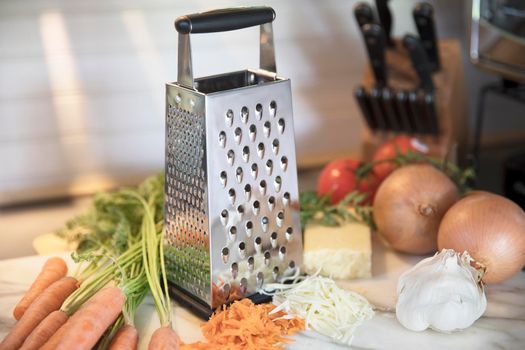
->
[50, 286, 126, 350]
[108, 324, 139, 350]
[180, 299, 304, 350]
[148, 326, 180, 350]
[39, 320, 67, 350]
[0, 276, 78, 350]
[19, 310, 68, 350]
[13, 257, 68, 320]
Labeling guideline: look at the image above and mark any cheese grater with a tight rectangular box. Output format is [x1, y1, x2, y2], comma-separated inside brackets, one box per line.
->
[164, 6, 302, 317]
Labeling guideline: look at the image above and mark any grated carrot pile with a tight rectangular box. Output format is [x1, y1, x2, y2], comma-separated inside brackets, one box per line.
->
[180, 299, 304, 350]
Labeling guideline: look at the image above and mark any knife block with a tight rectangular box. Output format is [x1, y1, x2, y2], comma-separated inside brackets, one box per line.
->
[360, 39, 468, 164]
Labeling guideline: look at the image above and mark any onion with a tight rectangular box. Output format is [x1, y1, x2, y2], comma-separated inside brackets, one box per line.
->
[438, 191, 525, 283]
[373, 164, 459, 254]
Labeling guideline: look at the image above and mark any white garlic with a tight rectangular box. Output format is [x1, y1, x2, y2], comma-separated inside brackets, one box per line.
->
[396, 249, 487, 332]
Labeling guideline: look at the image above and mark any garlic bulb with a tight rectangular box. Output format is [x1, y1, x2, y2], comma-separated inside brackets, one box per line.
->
[396, 249, 487, 332]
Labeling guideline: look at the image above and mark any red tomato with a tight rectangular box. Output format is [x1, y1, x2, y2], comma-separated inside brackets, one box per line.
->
[317, 158, 379, 205]
[372, 136, 429, 181]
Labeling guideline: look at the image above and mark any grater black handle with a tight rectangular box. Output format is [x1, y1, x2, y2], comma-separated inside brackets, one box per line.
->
[175, 7, 275, 34]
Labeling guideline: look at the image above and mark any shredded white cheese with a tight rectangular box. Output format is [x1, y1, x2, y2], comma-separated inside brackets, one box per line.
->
[264, 275, 374, 345]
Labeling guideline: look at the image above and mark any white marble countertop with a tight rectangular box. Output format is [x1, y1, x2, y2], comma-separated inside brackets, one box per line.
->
[1, 237, 524, 350]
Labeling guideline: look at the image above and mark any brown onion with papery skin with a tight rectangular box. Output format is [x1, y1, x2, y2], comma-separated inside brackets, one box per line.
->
[438, 191, 525, 283]
[373, 164, 460, 254]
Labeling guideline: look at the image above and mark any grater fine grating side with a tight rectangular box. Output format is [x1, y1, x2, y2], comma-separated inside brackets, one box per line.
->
[165, 6, 302, 317]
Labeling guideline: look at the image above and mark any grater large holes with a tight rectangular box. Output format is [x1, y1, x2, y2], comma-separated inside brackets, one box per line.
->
[226, 109, 234, 126]
[228, 188, 236, 204]
[222, 283, 231, 299]
[242, 146, 250, 162]
[272, 266, 279, 280]
[276, 211, 284, 227]
[279, 246, 286, 261]
[268, 196, 275, 211]
[257, 142, 265, 159]
[256, 272, 264, 288]
[285, 227, 293, 241]
[255, 103, 263, 120]
[269, 100, 277, 117]
[220, 210, 229, 226]
[264, 251, 271, 266]
[221, 247, 229, 263]
[245, 221, 253, 237]
[249, 124, 257, 142]
[277, 118, 285, 134]
[283, 192, 290, 206]
[237, 205, 245, 218]
[227, 150, 235, 165]
[231, 262, 238, 280]
[238, 241, 246, 259]
[259, 180, 267, 195]
[219, 171, 227, 187]
[240, 277, 248, 294]
[252, 200, 260, 215]
[236, 167, 243, 183]
[234, 127, 242, 144]
[261, 216, 269, 232]
[272, 139, 280, 155]
[251, 163, 258, 179]
[265, 159, 273, 175]
[247, 256, 255, 273]
[280, 156, 288, 171]
[241, 106, 249, 123]
[219, 131, 226, 148]
[263, 121, 271, 138]
[254, 236, 262, 253]
[270, 231, 278, 248]
[228, 226, 237, 241]
[244, 184, 252, 200]
[274, 176, 282, 192]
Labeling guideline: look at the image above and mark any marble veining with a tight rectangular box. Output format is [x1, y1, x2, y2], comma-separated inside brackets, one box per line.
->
[0, 238, 524, 349]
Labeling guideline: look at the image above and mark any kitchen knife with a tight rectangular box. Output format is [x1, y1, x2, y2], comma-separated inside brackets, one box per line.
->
[354, 86, 379, 131]
[381, 87, 401, 132]
[370, 87, 388, 131]
[354, 2, 375, 29]
[395, 90, 414, 133]
[403, 34, 434, 91]
[408, 90, 426, 134]
[413, 2, 440, 72]
[375, 0, 394, 47]
[362, 24, 388, 87]
[423, 92, 439, 135]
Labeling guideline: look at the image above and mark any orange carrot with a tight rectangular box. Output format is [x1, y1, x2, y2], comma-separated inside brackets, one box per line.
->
[148, 326, 180, 350]
[19, 310, 68, 350]
[180, 299, 304, 350]
[13, 257, 68, 320]
[39, 320, 67, 350]
[108, 324, 139, 350]
[0, 276, 78, 350]
[51, 286, 126, 350]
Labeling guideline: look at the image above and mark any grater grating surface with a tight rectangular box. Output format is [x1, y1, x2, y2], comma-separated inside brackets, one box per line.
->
[165, 7, 302, 315]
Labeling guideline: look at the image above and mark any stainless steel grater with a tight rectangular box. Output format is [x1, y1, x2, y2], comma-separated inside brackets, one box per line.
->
[164, 7, 303, 316]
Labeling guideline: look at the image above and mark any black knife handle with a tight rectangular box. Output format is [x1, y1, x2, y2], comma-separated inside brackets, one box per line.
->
[354, 2, 375, 28]
[371, 87, 388, 131]
[382, 87, 401, 132]
[403, 34, 434, 91]
[175, 7, 275, 34]
[363, 24, 387, 87]
[413, 2, 440, 72]
[395, 90, 414, 134]
[355, 86, 378, 131]
[375, 0, 394, 47]
[424, 92, 439, 135]
[408, 90, 426, 134]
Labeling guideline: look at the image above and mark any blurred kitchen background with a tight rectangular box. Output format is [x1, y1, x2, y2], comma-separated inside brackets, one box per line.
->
[1, 0, 524, 258]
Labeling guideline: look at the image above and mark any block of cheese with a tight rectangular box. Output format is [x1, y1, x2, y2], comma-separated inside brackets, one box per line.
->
[303, 221, 371, 279]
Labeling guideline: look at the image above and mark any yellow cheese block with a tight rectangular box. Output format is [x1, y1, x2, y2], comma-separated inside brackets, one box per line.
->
[303, 221, 372, 279]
